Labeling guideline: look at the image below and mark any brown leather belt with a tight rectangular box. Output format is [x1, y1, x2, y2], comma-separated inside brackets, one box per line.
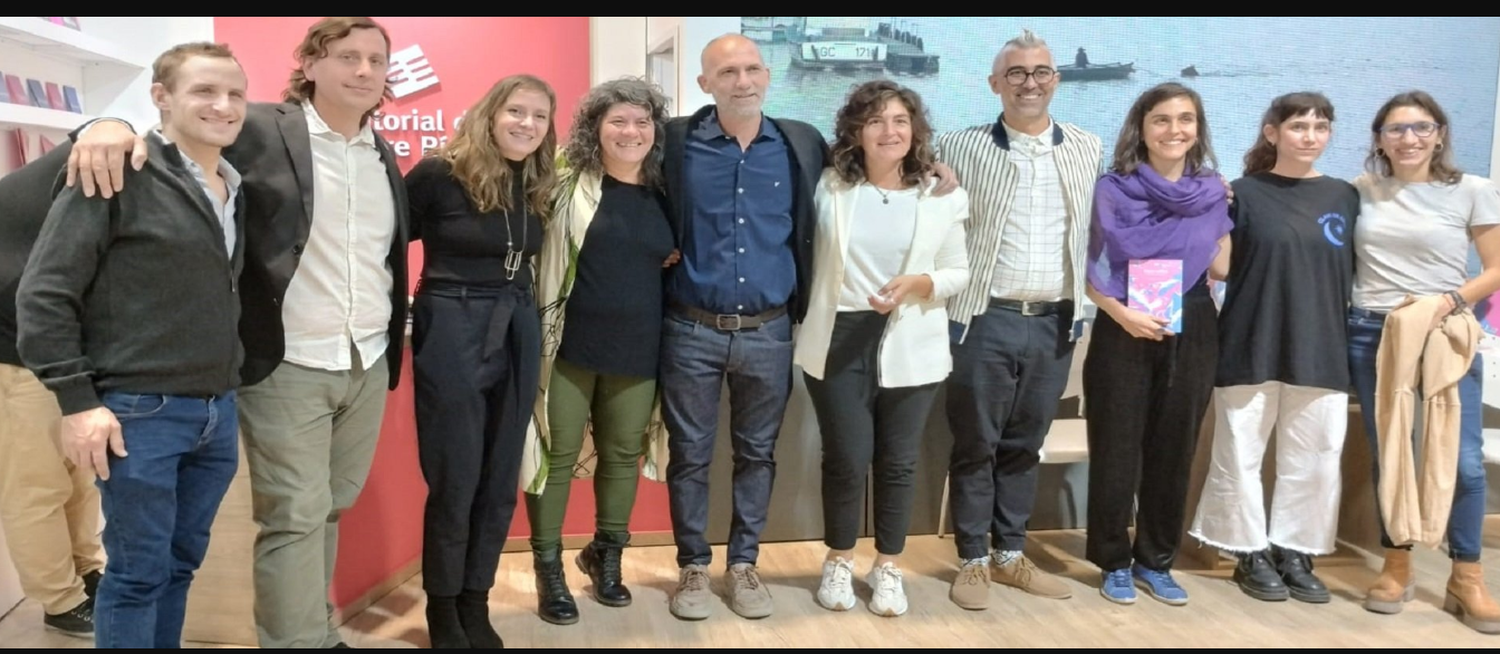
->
[671, 303, 788, 331]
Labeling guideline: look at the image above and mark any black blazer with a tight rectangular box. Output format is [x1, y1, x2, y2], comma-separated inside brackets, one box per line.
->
[0, 144, 73, 367]
[226, 102, 410, 389]
[664, 105, 828, 323]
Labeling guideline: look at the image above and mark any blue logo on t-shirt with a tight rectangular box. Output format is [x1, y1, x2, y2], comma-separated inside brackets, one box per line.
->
[1319, 213, 1347, 247]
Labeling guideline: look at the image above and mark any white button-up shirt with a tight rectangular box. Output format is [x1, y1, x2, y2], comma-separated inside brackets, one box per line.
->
[279, 103, 396, 372]
[989, 119, 1071, 301]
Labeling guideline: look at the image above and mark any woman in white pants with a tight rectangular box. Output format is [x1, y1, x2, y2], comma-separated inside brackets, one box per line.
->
[1189, 92, 1360, 603]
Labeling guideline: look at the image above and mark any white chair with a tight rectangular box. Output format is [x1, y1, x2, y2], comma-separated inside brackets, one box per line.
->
[937, 325, 1091, 538]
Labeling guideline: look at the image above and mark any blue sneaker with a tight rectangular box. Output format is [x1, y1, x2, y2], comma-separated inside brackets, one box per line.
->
[1132, 564, 1189, 606]
[1100, 568, 1136, 605]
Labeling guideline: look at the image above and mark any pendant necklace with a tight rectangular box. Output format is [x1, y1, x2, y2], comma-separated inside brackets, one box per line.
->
[503, 204, 527, 281]
[872, 184, 892, 204]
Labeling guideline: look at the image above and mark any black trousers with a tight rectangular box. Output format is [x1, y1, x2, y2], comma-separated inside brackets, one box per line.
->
[946, 301, 1076, 559]
[412, 283, 540, 597]
[1082, 285, 1217, 572]
[804, 312, 939, 556]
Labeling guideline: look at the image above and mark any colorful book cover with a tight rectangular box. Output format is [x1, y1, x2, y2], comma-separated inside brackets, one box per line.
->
[45, 82, 65, 111]
[25, 78, 48, 108]
[62, 85, 82, 113]
[7, 76, 30, 106]
[1128, 258, 1184, 334]
[0, 71, 9, 105]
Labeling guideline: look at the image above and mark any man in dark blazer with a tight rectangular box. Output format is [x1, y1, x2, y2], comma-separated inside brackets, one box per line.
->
[0, 143, 105, 638]
[658, 33, 827, 622]
[68, 17, 407, 648]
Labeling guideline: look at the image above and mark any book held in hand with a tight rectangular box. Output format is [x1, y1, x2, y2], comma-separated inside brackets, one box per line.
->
[1127, 258, 1184, 334]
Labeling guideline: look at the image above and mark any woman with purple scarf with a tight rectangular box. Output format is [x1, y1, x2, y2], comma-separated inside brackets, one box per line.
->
[1082, 82, 1232, 607]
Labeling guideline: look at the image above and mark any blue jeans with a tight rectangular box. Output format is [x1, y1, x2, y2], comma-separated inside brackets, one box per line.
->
[1347, 308, 1486, 561]
[94, 391, 239, 648]
[661, 312, 794, 568]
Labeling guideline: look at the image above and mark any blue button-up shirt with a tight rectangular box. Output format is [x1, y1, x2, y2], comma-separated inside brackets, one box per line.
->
[668, 111, 795, 316]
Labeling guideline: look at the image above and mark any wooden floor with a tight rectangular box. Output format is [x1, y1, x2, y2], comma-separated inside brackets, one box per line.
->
[3, 528, 1498, 648]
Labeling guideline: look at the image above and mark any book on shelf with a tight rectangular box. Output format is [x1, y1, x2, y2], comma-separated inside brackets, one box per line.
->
[4, 76, 26, 106]
[0, 71, 10, 105]
[25, 79, 48, 109]
[61, 17, 81, 30]
[45, 82, 66, 111]
[63, 85, 83, 113]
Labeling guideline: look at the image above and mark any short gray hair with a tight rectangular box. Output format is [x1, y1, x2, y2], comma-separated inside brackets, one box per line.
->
[562, 77, 672, 189]
[993, 29, 1051, 70]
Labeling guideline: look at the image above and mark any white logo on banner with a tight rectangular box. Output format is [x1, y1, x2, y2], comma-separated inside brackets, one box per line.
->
[387, 44, 439, 99]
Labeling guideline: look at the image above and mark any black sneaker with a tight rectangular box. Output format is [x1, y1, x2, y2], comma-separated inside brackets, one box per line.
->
[43, 596, 94, 638]
[1233, 550, 1289, 602]
[1273, 545, 1330, 604]
[83, 570, 102, 599]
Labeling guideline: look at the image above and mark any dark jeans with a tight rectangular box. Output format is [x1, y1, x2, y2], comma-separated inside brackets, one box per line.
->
[1347, 307, 1487, 561]
[804, 311, 938, 556]
[94, 391, 238, 649]
[946, 303, 1075, 559]
[1083, 287, 1217, 572]
[662, 310, 794, 568]
[412, 284, 541, 596]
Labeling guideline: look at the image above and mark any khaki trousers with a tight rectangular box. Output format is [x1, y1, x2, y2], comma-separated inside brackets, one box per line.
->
[0, 363, 103, 614]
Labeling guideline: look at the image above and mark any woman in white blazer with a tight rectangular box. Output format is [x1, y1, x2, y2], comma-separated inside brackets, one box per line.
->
[794, 80, 970, 618]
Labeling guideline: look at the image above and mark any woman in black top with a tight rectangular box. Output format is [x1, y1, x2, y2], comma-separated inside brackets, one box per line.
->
[522, 77, 676, 626]
[404, 74, 556, 649]
[1188, 92, 1359, 605]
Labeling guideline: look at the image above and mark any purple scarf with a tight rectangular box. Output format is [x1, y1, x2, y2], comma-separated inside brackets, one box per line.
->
[1086, 165, 1232, 300]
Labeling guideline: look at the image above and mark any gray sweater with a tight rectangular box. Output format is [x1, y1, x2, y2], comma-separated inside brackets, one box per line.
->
[17, 136, 246, 414]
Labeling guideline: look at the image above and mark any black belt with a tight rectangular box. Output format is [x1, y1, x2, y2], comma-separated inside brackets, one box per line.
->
[671, 304, 787, 331]
[990, 298, 1072, 317]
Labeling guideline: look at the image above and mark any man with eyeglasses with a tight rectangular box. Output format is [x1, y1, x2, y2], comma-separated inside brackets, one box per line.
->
[936, 29, 1104, 610]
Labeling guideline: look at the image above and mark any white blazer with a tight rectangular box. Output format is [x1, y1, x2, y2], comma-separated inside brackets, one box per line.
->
[794, 168, 971, 388]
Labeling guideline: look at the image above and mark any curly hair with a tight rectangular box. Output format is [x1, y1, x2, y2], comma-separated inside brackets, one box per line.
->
[436, 74, 558, 216]
[1110, 82, 1217, 176]
[562, 77, 671, 189]
[1365, 90, 1462, 184]
[830, 80, 936, 188]
[282, 17, 394, 123]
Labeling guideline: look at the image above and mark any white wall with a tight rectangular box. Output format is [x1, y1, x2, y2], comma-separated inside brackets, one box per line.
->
[590, 17, 646, 85]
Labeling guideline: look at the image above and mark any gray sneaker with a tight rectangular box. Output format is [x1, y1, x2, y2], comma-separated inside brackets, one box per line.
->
[670, 564, 714, 621]
[726, 563, 773, 619]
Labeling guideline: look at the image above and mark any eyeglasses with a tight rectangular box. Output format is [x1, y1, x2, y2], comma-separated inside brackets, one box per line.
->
[1378, 121, 1440, 139]
[1004, 67, 1055, 86]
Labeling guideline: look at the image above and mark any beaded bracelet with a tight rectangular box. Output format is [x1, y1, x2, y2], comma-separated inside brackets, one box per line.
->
[1446, 290, 1469, 315]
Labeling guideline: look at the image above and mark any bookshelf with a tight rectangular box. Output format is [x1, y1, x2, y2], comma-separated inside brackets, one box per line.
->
[0, 17, 150, 73]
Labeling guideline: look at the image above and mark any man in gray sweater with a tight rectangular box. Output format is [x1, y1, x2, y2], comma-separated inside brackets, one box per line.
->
[16, 42, 248, 649]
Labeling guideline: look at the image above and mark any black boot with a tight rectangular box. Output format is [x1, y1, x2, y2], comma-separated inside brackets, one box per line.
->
[533, 547, 579, 625]
[425, 596, 470, 649]
[576, 531, 632, 607]
[82, 570, 102, 599]
[1273, 545, 1330, 604]
[1233, 550, 1289, 602]
[456, 589, 504, 649]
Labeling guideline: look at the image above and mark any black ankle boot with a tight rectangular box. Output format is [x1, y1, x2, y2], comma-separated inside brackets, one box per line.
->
[1273, 545, 1330, 604]
[425, 596, 470, 649]
[1233, 550, 1289, 602]
[533, 547, 579, 625]
[456, 589, 504, 649]
[575, 531, 632, 607]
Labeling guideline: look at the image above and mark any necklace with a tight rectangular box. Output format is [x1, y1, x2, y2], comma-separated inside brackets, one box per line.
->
[502, 203, 528, 281]
[871, 183, 892, 205]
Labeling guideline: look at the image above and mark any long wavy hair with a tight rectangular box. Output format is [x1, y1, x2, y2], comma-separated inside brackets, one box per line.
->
[282, 17, 393, 123]
[1364, 90, 1461, 184]
[1110, 82, 1217, 176]
[562, 77, 671, 190]
[830, 80, 936, 188]
[437, 75, 558, 215]
[1242, 92, 1335, 176]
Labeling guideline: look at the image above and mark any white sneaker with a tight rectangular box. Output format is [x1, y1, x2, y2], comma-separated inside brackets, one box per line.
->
[816, 557, 856, 611]
[866, 562, 908, 617]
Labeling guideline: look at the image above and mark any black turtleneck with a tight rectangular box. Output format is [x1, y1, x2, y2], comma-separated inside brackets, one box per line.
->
[404, 156, 544, 289]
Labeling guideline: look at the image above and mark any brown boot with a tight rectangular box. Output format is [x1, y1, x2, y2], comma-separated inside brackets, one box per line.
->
[1445, 561, 1500, 634]
[1363, 548, 1415, 614]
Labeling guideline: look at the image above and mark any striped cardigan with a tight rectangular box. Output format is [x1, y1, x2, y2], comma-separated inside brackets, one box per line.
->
[937, 117, 1103, 343]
